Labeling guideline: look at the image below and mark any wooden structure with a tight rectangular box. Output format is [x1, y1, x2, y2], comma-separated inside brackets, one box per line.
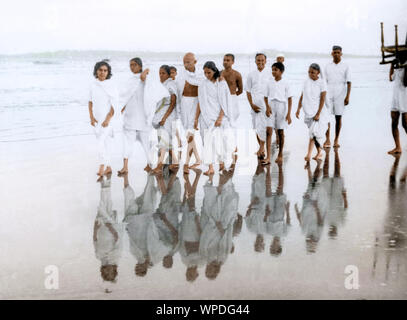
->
[380, 22, 407, 69]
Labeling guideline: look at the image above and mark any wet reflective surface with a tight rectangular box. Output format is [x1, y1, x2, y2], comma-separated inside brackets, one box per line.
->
[1, 57, 407, 299]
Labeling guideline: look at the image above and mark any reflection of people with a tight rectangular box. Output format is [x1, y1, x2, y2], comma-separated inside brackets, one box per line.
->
[265, 163, 290, 257]
[148, 166, 181, 268]
[199, 170, 239, 280]
[245, 161, 267, 253]
[372, 155, 407, 282]
[295, 162, 328, 254]
[322, 149, 348, 239]
[93, 176, 122, 287]
[179, 168, 204, 282]
[122, 173, 157, 277]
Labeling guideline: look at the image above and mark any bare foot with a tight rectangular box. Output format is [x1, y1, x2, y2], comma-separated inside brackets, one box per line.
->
[261, 158, 271, 166]
[388, 148, 402, 155]
[169, 164, 179, 172]
[275, 155, 283, 164]
[152, 163, 163, 174]
[189, 161, 201, 169]
[144, 165, 152, 173]
[313, 154, 323, 161]
[203, 168, 215, 176]
[256, 150, 265, 160]
[323, 141, 331, 148]
[183, 164, 190, 174]
[97, 165, 104, 176]
[104, 166, 112, 176]
[118, 167, 128, 176]
[96, 176, 104, 183]
[219, 162, 225, 171]
[333, 142, 340, 148]
[304, 156, 311, 162]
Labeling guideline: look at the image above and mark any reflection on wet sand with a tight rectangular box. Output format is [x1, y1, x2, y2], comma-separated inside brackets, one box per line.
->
[93, 175, 122, 291]
[372, 155, 407, 283]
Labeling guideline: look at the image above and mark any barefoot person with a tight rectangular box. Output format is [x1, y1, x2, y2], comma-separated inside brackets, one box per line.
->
[296, 63, 329, 162]
[118, 58, 152, 175]
[246, 53, 271, 160]
[152, 65, 179, 173]
[194, 61, 234, 176]
[88, 60, 117, 177]
[264, 62, 293, 164]
[323, 45, 352, 148]
[221, 53, 243, 166]
[388, 53, 407, 155]
[175, 53, 203, 173]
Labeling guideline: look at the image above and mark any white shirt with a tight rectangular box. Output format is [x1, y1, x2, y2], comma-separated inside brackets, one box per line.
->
[265, 78, 293, 103]
[302, 77, 327, 118]
[324, 61, 351, 97]
[88, 80, 113, 122]
[246, 68, 271, 97]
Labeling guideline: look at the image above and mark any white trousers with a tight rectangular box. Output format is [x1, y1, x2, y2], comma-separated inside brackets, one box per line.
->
[95, 125, 113, 166]
[123, 129, 152, 165]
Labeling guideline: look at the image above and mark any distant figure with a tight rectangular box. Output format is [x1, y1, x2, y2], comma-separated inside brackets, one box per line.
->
[88, 60, 117, 177]
[221, 53, 243, 166]
[296, 63, 329, 162]
[323, 45, 352, 149]
[387, 53, 407, 155]
[263, 62, 293, 164]
[246, 53, 271, 160]
[276, 53, 285, 64]
[170, 66, 177, 80]
[118, 57, 152, 175]
[93, 176, 122, 287]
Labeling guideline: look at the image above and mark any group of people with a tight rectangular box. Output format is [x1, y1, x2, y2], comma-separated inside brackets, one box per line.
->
[88, 46, 355, 177]
[93, 147, 349, 287]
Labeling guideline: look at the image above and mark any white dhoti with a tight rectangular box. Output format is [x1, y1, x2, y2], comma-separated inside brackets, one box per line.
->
[94, 124, 114, 166]
[327, 85, 346, 116]
[153, 107, 176, 150]
[266, 100, 288, 130]
[202, 126, 232, 166]
[251, 94, 267, 142]
[123, 129, 152, 165]
[180, 96, 199, 133]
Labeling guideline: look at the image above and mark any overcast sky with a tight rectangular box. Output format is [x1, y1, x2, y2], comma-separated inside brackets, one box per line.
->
[0, 0, 406, 55]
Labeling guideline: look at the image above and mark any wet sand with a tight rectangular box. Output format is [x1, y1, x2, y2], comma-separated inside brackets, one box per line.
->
[1, 75, 407, 300]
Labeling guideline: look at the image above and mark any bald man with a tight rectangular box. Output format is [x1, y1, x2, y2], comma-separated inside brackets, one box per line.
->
[175, 53, 204, 173]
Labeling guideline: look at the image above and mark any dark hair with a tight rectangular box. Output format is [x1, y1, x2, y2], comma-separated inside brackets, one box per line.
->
[203, 61, 220, 80]
[309, 63, 321, 72]
[169, 66, 177, 72]
[160, 64, 171, 76]
[255, 53, 267, 60]
[332, 45, 342, 52]
[272, 62, 285, 73]
[130, 57, 143, 71]
[93, 60, 112, 79]
[224, 53, 235, 61]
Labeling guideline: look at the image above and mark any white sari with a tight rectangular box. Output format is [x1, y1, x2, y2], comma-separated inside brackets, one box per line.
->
[198, 78, 235, 166]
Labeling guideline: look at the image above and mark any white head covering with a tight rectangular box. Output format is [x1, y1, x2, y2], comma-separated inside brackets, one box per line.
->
[276, 53, 285, 59]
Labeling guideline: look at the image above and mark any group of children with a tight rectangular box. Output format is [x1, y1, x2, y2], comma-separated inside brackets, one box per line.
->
[88, 47, 353, 178]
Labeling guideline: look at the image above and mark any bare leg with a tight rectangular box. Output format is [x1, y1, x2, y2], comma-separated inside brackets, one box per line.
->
[305, 139, 314, 162]
[263, 127, 273, 164]
[275, 129, 284, 164]
[256, 135, 265, 159]
[118, 158, 129, 175]
[334, 115, 342, 148]
[275, 129, 279, 147]
[324, 123, 331, 148]
[153, 148, 166, 174]
[313, 138, 324, 161]
[388, 111, 402, 154]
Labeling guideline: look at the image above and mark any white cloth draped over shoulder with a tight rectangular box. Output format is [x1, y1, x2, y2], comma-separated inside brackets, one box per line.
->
[91, 78, 120, 117]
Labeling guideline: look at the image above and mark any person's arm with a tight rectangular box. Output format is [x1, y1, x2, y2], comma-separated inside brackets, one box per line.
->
[264, 96, 271, 117]
[215, 109, 224, 127]
[194, 103, 200, 130]
[121, 105, 126, 114]
[344, 82, 351, 105]
[159, 94, 176, 126]
[236, 72, 243, 96]
[286, 97, 293, 124]
[313, 91, 326, 121]
[93, 220, 100, 242]
[88, 101, 97, 126]
[246, 91, 260, 113]
[140, 68, 150, 82]
[286, 201, 291, 225]
[296, 93, 303, 119]
[389, 64, 394, 82]
[105, 222, 119, 242]
[102, 106, 114, 127]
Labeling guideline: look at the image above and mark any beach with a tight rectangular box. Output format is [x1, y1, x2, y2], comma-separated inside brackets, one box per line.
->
[0, 52, 406, 299]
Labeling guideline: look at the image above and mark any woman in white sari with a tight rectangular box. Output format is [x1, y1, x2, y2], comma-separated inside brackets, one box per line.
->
[194, 61, 234, 176]
[152, 65, 179, 173]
